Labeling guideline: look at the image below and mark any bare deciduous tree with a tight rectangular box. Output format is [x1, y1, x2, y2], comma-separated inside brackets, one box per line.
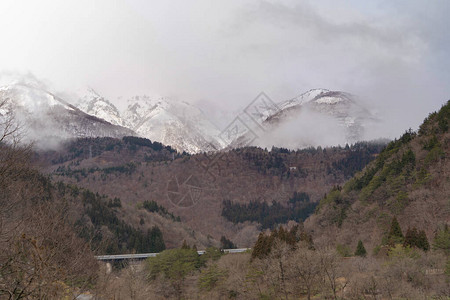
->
[0, 99, 98, 299]
[290, 244, 322, 300]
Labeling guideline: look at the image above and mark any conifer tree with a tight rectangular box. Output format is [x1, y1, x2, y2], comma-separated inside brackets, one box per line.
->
[417, 230, 430, 251]
[220, 236, 236, 249]
[403, 227, 418, 248]
[252, 232, 270, 259]
[355, 240, 367, 257]
[388, 216, 404, 245]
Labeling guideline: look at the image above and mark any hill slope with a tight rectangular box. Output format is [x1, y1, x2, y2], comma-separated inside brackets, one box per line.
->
[306, 100, 450, 251]
[37, 137, 385, 248]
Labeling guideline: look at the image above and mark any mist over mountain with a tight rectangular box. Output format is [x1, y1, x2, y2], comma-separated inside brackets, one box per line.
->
[75, 84, 379, 153]
[1, 1, 449, 299]
[0, 73, 379, 153]
[0, 74, 133, 149]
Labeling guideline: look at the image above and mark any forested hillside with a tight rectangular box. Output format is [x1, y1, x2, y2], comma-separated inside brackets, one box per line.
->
[307, 100, 450, 252]
[37, 136, 385, 248]
[117, 102, 449, 300]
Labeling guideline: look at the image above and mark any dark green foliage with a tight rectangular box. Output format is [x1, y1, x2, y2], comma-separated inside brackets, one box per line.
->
[238, 142, 385, 179]
[401, 149, 415, 168]
[387, 216, 404, 246]
[239, 147, 287, 177]
[351, 131, 417, 194]
[142, 200, 159, 212]
[122, 136, 176, 153]
[145, 226, 166, 253]
[220, 236, 237, 249]
[51, 136, 179, 165]
[419, 100, 450, 135]
[399, 129, 416, 144]
[332, 142, 386, 178]
[107, 197, 122, 208]
[147, 248, 203, 277]
[417, 230, 430, 251]
[435, 100, 450, 132]
[54, 162, 137, 178]
[222, 192, 316, 229]
[251, 226, 312, 259]
[353, 166, 379, 191]
[142, 200, 181, 222]
[52, 137, 123, 164]
[147, 248, 204, 297]
[355, 240, 367, 257]
[101, 162, 137, 175]
[316, 186, 350, 227]
[288, 192, 310, 204]
[423, 135, 439, 151]
[55, 182, 165, 254]
[201, 247, 223, 262]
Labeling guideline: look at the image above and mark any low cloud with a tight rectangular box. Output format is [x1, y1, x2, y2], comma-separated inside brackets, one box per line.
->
[0, 0, 448, 144]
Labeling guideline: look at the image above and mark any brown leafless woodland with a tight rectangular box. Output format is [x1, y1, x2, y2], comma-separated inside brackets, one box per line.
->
[0, 99, 97, 299]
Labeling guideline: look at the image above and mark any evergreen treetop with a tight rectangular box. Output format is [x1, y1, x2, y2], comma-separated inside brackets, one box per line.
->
[355, 240, 367, 257]
[387, 216, 404, 245]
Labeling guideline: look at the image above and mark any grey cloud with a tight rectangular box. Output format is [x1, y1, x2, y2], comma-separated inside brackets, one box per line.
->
[0, 0, 448, 145]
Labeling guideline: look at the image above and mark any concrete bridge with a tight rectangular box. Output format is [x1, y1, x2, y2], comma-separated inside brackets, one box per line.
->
[95, 248, 251, 262]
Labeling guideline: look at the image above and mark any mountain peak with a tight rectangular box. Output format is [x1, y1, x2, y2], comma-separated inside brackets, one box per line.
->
[77, 87, 125, 127]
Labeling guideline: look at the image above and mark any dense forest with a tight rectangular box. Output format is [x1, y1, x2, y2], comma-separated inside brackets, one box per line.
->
[234, 142, 386, 179]
[55, 182, 166, 254]
[222, 192, 316, 229]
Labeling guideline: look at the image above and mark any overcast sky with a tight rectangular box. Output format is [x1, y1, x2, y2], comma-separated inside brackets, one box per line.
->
[0, 0, 449, 138]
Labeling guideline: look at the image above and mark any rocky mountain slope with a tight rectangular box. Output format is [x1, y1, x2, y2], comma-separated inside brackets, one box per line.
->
[122, 95, 225, 153]
[77, 87, 126, 127]
[306, 100, 450, 251]
[76, 88, 375, 153]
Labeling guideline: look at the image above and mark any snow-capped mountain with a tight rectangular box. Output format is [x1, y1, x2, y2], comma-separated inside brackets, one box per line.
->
[74, 88, 225, 153]
[122, 95, 225, 153]
[0, 75, 134, 149]
[75, 87, 375, 153]
[230, 89, 376, 149]
[267, 89, 374, 142]
[77, 87, 126, 127]
[0, 73, 375, 153]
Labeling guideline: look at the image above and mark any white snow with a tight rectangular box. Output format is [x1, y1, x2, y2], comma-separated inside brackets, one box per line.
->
[278, 89, 329, 110]
[314, 96, 343, 105]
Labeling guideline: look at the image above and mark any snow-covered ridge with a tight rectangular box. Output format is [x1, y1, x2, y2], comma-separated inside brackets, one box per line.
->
[277, 88, 329, 110]
[0, 77, 134, 149]
[121, 95, 225, 153]
[1, 74, 375, 152]
[77, 87, 126, 127]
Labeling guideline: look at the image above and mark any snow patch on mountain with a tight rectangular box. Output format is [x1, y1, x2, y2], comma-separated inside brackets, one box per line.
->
[0, 76, 134, 150]
[77, 87, 126, 127]
[122, 95, 224, 153]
